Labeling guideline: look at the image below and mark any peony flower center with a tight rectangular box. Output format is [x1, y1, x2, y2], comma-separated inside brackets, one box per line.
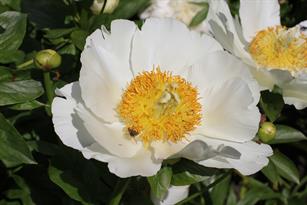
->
[249, 25, 307, 72]
[117, 69, 202, 145]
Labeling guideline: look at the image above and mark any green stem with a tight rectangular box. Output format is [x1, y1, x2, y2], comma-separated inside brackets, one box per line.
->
[16, 59, 34, 70]
[43, 71, 54, 116]
[108, 178, 131, 205]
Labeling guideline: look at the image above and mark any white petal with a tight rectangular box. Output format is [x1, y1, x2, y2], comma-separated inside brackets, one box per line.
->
[283, 97, 307, 110]
[248, 66, 278, 91]
[196, 78, 260, 142]
[190, 31, 223, 60]
[76, 103, 142, 158]
[239, 0, 280, 41]
[52, 82, 142, 161]
[196, 136, 273, 175]
[150, 140, 190, 160]
[188, 51, 260, 105]
[207, 0, 236, 33]
[107, 148, 162, 177]
[80, 20, 137, 122]
[131, 18, 222, 75]
[152, 185, 190, 205]
[206, 0, 251, 60]
[282, 78, 307, 109]
[82, 143, 113, 162]
[52, 82, 95, 150]
[82, 143, 162, 177]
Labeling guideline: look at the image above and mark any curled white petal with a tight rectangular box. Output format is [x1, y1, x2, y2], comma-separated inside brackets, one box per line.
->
[52, 82, 95, 150]
[193, 135, 273, 175]
[83, 143, 162, 177]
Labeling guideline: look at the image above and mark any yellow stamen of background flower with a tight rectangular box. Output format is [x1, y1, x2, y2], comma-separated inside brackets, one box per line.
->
[117, 69, 201, 145]
[249, 26, 307, 72]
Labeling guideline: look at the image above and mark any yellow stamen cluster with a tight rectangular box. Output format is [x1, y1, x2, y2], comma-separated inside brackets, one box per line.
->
[117, 69, 201, 145]
[249, 26, 307, 72]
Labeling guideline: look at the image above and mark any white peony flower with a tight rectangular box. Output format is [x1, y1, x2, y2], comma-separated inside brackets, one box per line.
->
[51, 18, 272, 178]
[207, 0, 307, 109]
[151, 185, 189, 205]
[140, 0, 208, 29]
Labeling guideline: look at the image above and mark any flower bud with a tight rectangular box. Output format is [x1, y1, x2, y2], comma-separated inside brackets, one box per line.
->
[90, 0, 119, 15]
[35, 49, 61, 70]
[258, 122, 276, 143]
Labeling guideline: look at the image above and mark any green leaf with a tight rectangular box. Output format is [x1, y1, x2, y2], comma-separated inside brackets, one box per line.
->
[27, 140, 59, 156]
[0, 66, 31, 82]
[21, 0, 73, 29]
[5, 175, 35, 205]
[171, 171, 209, 186]
[0, 49, 24, 64]
[49, 166, 92, 205]
[189, 3, 209, 27]
[0, 113, 35, 167]
[260, 90, 284, 122]
[0, 66, 13, 82]
[171, 159, 218, 186]
[268, 125, 306, 144]
[270, 150, 300, 184]
[238, 179, 283, 205]
[71, 29, 88, 50]
[112, 0, 149, 19]
[58, 44, 77, 55]
[148, 167, 173, 200]
[108, 179, 131, 205]
[90, 0, 149, 30]
[0, 11, 27, 50]
[44, 28, 76, 39]
[171, 159, 217, 186]
[49, 148, 109, 205]
[0, 200, 19, 205]
[226, 188, 237, 205]
[261, 160, 279, 184]
[0, 80, 44, 106]
[238, 187, 282, 205]
[211, 175, 231, 205]
[0, 0, 21, 10]
[9, 100, 44, 110]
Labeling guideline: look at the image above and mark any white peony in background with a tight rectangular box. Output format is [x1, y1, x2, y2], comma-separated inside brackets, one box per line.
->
[206, 0, 307, 109]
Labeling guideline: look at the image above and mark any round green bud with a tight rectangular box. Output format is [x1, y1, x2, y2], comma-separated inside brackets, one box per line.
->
[258, 122, 276, 143]
[35, 49, 61, 70]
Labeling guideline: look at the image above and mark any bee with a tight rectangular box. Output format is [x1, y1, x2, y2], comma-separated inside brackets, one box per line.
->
[128, 127, 139, 137]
